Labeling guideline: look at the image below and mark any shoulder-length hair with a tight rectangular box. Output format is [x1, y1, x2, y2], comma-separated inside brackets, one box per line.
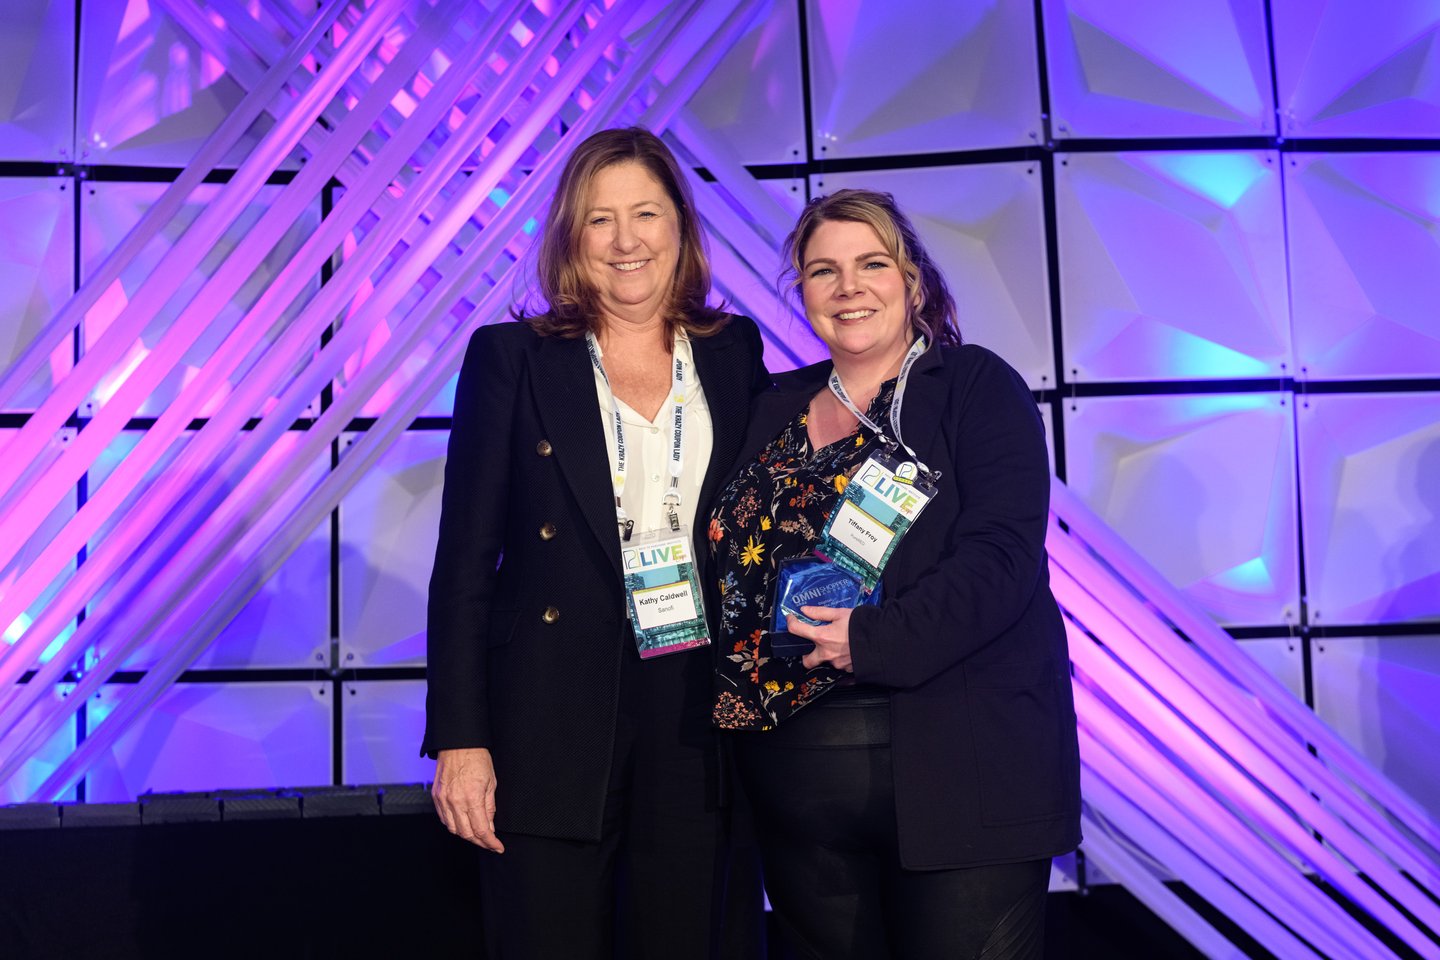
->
[520, 127, 726, 339]
[779, 189, 962, 348]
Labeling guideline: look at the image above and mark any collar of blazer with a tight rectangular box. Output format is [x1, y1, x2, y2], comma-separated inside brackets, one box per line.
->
[528, 319, 748, 585]
[737, 341, 949, 484]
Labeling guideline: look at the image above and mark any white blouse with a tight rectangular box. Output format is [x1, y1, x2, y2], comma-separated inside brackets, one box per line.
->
[590, 332, 713, 539]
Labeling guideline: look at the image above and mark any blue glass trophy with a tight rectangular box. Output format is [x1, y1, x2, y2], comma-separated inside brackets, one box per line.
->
[770, 555, 880, 658]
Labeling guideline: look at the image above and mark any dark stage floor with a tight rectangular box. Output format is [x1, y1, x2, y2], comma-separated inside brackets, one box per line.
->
[0, 795, 1224, 959]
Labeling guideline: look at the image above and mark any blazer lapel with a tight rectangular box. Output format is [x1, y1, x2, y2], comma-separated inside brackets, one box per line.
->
[529, 334, 625, 583]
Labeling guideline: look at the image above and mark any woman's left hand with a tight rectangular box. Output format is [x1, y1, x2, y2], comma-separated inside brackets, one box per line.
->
[789, 605, 854, 673]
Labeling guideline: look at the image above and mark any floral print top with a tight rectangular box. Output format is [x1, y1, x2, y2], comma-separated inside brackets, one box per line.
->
[710, 379, 897, 731]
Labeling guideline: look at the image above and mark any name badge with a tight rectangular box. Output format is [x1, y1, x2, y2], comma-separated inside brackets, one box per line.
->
[622, 527, 711, 659]
[816, 449, 937, 593]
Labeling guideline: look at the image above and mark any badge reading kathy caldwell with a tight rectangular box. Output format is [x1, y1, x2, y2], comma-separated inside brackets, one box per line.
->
[622, 528, 711, 659]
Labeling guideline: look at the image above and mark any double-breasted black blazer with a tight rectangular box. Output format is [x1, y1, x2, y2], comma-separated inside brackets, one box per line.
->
[422, 314, 768, 843]
[728, 342, 1081, 869]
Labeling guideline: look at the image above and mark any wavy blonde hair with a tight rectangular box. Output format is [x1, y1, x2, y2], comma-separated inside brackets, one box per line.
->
[780, 189, 961, 347]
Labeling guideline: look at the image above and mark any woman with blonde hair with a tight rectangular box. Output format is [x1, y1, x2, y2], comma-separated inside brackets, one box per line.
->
[710, 189, 1080, 958]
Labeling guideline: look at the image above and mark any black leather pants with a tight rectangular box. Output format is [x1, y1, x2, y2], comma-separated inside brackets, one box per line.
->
[734, 698, 1050, 960]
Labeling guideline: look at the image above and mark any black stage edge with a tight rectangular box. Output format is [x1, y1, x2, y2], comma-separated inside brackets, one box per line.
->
[4, 788, 1227, 960]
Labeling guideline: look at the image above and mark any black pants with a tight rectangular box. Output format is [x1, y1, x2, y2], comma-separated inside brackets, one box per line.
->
[734, 699, 1050, 960]
[478, 642, 741, 960]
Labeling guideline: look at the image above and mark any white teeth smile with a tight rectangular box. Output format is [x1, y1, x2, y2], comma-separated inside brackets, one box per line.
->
[836, 310, 874, 320]
[612, 261, 648, 271]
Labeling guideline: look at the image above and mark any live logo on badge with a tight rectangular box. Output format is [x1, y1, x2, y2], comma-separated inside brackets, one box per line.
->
[623, 537, 690, 571]
[854, 461, 929, 518]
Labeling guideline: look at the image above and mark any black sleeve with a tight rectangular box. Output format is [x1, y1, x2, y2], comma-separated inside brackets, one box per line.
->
[421, 324, 523, 756]
[848, 348, 1051, 689]
[740, 314, 773, 399]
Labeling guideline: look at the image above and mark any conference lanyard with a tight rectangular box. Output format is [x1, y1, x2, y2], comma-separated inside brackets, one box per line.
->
[585, 332, 687, 541]
[826, 337, 934, 478]
[816, 337, 939, 593]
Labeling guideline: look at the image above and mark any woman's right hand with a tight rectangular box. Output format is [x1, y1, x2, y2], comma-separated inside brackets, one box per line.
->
[433, 747, 505, 853]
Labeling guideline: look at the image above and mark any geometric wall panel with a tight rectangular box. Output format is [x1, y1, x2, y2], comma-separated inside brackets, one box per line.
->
[75, 0, 300, 168]
[759, 177, 808, 218]
[678, 0, 805, 164]
[1239, 636, 1306, 703]
[83, 682, 332, 802]
[85, 431, 331, 671]
[1297, 394, 1440, 626]
[1049, 854, 1080, 893]
[1313, 636, 1440, 824]
[1056, 152, 1291, 382]
[80, 182, 322, 419]
[1064, 393, 1300, 626]
[1043, 0, 1274, 138]
[0, 0, 76, 161]
[341, 680, 434, 786]
[1273, 0, 1440, 137]
[0, 178, 75, 412]
[813, 163, 1055, 389]
[805, 0, 1042, 158]
[338, 431, 446, 667]
[1286, 153, 1440, 380]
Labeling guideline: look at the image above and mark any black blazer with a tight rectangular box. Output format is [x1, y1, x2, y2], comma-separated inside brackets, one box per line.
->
[422, 315, 768, 843]
[734, 343, 1081, 869]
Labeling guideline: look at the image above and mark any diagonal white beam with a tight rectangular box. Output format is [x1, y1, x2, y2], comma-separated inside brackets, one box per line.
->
[155, 0, 525, 254]
[1067, 616, 1440, 958]
[1078, 807, 1259, 960]
[0, 0, 409, 525]
[0, 0, 353, 421]
[164, 0, 806, 372]
[0, 0, 601, 740]
[0, 0, 555, 696]
[20, 0, 763, 802]
[1051, 478, 1440, 858]
[1075, 686, 1385, 960]
[0, 0, 477, 685]
[1050, 523, 1440, 892]
[7, 0, 681, 794]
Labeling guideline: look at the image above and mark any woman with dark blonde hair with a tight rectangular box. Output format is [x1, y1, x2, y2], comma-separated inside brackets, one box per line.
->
[423, 126, 768, 958]
[709, 189, 1080, 958]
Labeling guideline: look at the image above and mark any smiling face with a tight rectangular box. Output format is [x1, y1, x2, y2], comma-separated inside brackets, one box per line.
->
[579, 161, 681, 328]
[800, 218, 915, 367]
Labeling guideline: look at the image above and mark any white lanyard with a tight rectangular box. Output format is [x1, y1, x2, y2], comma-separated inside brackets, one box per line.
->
[827, 337, 932, 476]
[586, 332, 687, 541]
